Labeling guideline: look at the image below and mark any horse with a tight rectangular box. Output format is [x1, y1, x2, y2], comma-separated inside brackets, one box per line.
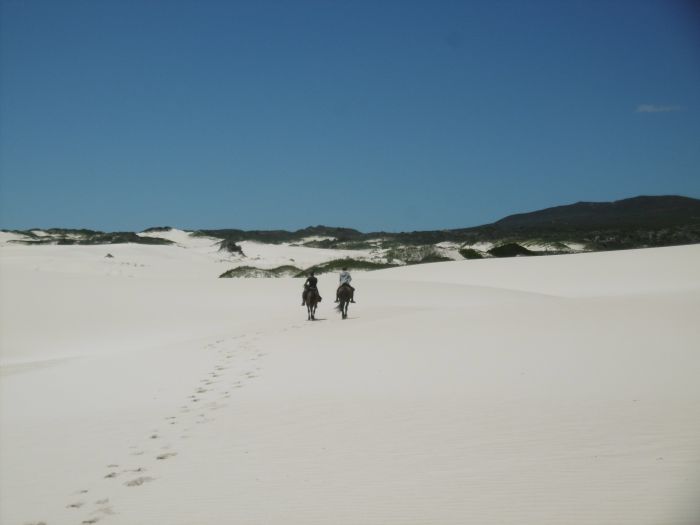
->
[305, 287, 320, 321]
[336, 284, 352, 319]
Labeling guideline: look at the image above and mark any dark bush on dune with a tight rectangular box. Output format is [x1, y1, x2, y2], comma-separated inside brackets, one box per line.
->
[488, 243, 537, 257]
[219, 239, 244, 255]
[458, 248, 484, 259]
[220, 265, 300, 278]
[296, 258, 398, 277]
[142, 226, 173, 233]
[12, 231, 174, 245]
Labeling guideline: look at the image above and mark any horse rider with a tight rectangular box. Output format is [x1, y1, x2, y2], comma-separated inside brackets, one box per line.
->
[301, 271, 321, 306]
[335, 266, 356, 303]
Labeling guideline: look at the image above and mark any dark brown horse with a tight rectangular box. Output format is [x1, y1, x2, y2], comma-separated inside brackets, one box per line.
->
[305, 287, 320, 321]
[336, 284, 352, 319]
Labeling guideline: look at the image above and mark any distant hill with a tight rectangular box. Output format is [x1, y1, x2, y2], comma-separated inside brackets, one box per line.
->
[462, 195, 700, 250]
[4, 195, 699, 253]
[379, 195, 700, 249]
[492, 196, 700, 231]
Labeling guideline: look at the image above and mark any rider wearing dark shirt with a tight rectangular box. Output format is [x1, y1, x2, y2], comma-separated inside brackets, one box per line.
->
[301, 271, 321, 306]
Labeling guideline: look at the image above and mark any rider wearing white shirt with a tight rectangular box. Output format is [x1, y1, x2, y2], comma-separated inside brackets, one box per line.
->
[335, 267, 356, 303]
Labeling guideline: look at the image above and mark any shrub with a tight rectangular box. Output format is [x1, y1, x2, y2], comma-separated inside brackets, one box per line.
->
[218, 239, 244, 255]
[219, 265, 301, 278]
[458, 248, 484, 259]
[488, 243, 536, 257]
[296, 258, 398, 277]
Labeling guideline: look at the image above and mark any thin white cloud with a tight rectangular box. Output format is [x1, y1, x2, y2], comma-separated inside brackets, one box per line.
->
[636, 104, 685, 113]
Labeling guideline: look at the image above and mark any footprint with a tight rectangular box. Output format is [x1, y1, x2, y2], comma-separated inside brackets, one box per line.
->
[122, 467, 146, 473]
[124, 476, 155, 487]
[104, 472, 118, 479]
[67, 502, 84, 509]
[107, 464, 119, 468]
[93, 505, 115, 516]
[156, 452, 177, 460]
[150, 434, 159, 439]
[95, 499, 109, 505]
[82, 518, 99, 524]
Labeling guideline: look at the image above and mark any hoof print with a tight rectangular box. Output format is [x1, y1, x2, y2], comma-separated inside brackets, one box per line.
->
[125, 476, 155, 487]
[156, 452, 177, 460]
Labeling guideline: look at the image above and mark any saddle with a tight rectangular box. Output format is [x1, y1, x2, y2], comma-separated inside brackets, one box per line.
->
[303, 286, 321, 302]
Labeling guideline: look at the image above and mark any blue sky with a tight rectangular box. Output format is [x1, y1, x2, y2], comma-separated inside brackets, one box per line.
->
[1, 0, 699, 232]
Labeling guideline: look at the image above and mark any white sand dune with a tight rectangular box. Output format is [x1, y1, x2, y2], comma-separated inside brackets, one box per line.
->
[1, 242, 699, 524]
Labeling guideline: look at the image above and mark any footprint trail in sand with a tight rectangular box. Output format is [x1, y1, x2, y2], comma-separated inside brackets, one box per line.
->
[52, 329, 278, 525]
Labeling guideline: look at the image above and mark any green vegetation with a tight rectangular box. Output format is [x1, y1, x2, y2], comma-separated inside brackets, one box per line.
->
[488, 243, 537, 257]
[218, 239, 244, 255]
[301, 239, 379, 250]
[142, 226, 173, 233]
[296, 258, 398, 277]
[458, 248, 484, 259]
[385, 245, 445, 264]
[219, 265, 301, 278]
[195, 225, 364, 245]
[6, 230, 173, 245]
[148, 197, 700, 253]
[7, 197, 699, 254]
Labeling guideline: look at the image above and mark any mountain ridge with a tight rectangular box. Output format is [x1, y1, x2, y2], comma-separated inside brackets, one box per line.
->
[4, 195, 700, 252]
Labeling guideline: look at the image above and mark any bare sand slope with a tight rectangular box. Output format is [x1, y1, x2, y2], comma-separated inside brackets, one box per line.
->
[1, 244, 699, 525]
